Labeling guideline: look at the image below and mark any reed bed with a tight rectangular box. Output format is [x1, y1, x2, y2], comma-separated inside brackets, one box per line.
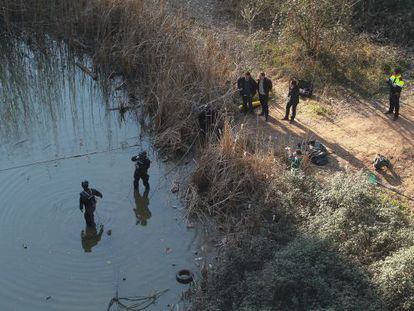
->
[0, 0, 235, 153]
[186, 120, 288, 226]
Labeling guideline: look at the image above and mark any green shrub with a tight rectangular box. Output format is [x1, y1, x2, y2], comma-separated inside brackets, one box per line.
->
[308, 173, 414, 264]
[197, 236, 383, 311]
[373, 246, 414, 310]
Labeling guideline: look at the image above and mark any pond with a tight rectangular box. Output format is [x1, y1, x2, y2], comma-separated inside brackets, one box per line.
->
[0, 38, 199, 311]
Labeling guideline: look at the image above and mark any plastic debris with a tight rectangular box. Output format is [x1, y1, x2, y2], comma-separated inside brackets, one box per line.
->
[171, 182, 179, 193]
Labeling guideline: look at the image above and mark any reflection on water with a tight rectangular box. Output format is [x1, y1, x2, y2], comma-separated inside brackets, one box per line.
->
[134, 189, 151, 226]
[81, 225, 104, 253]
[0, 37, 197, 311]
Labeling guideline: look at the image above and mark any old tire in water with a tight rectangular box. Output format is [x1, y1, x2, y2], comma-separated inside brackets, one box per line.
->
[176, 269, 194, 284]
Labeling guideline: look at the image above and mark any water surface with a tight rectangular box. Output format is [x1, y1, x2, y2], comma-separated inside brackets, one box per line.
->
[0, 39, 197, 311]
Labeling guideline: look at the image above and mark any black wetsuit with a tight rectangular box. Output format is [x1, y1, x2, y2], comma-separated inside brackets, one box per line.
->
[132, 155, 151, 190]
[285, 85, 300, 121]
[79, 188, 103, 227]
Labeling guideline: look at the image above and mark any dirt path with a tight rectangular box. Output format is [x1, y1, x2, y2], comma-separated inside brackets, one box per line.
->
[261, 83, 414, 204]
[171, 0, 414, 205]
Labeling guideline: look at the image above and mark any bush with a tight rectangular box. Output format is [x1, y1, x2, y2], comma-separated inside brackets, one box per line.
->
[308, 173, 414, 264]
[373, 246, 414, 310]
[196, 237, 383, 311]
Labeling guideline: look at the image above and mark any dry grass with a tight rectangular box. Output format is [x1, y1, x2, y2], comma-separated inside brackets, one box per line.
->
[0, 0, 235, 153]
[185, 119, 286, 224]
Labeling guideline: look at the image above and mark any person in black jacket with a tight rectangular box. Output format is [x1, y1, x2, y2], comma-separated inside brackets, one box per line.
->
[257, 72, 273, 121]
[79, 180, 103, 227]
[131, 151, 151, 190]
[237, 72, 257, 113]
[282, 80, 300, 123]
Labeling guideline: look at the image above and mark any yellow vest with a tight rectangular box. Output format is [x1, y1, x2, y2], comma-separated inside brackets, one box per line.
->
[389, 74, 405, 88]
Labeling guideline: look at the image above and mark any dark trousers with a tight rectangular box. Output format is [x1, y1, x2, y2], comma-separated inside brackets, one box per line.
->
[388, 93, 400, 116]
[285, 101, 298, 120]
[84, 212, 95, 227]
[242, 96, 253, 113]
[259, 94, 269, 120]
[134, 171, 150, 190]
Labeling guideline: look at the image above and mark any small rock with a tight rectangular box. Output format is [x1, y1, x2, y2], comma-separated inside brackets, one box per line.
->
[172, 263, 177, 267]
[23, 244, 28, 249]
[107, 230, 112, 236]
[45, 296, 52, 300]
[165, 247, 173, 254]
[195, 257, 203, 261]
[122, 278, 126, 281]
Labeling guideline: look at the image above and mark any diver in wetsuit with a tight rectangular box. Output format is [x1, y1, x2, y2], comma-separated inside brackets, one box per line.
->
[131, 151, 151, 190]
[79, 180, 103, 227]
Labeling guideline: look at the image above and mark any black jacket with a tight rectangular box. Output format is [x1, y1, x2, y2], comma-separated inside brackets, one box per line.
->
[288, 85, 300, 105]
[387, 78, 403, 96]
[132, 155, 151, 174]
[257, 77, 273, 96]
[79, 188, 103, 212]
[237, 77, 257, 97]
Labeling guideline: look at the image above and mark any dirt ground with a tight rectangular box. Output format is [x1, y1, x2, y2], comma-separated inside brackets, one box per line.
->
[251, 81, 414, 207]
[171, 0, 414, 206]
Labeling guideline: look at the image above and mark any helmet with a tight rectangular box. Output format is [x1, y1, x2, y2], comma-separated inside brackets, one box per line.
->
[81, 180, 89, 189]
[139, 151, 147, 158]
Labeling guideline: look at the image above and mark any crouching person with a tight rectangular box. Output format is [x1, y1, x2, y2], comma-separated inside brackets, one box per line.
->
[286, 147, 303, 173]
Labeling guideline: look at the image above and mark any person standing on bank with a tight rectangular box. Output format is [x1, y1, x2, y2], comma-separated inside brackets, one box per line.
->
[79, 180, 103, 227]
[237, 72, 257, 113]
[282, 80, 300, 124]
[257, 72, 273, 121]
[131, 151, 151, 190]
[385, 68, 405, 121]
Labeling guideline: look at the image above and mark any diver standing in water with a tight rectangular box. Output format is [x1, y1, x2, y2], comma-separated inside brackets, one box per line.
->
[79, 180, 103, 227]
[131, 151, 151, 190]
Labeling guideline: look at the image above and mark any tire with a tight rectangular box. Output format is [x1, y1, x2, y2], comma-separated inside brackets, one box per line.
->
[176, 269, 194, 284]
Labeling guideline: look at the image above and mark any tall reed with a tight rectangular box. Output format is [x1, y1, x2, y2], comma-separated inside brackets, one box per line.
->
[0, 0, 235, 153]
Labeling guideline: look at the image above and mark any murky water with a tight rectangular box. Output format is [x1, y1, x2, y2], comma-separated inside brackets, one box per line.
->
[0, 38, 198, 310]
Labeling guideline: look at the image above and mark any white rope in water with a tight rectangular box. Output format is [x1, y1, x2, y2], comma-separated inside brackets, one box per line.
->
[0, 143, 141, 173]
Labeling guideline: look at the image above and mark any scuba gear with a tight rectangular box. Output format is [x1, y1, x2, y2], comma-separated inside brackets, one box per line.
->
[80, 190, 97, 206]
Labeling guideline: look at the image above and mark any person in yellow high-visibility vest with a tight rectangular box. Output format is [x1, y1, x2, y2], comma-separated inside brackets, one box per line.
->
[385, 68, 405, 120]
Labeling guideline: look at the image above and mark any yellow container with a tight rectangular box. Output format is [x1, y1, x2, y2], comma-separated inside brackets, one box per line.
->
[239, 100, 261, 111]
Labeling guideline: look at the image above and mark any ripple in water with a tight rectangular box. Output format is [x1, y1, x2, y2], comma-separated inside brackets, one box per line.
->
[0, 39, 197, 311]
